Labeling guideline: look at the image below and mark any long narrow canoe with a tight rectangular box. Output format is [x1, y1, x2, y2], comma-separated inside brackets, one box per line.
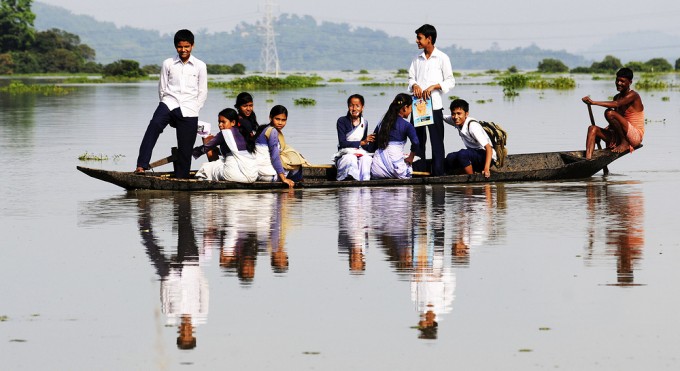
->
[77, 148, 634, 191]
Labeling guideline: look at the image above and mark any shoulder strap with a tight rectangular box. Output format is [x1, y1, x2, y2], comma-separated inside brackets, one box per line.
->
[264, 126, 286, 148]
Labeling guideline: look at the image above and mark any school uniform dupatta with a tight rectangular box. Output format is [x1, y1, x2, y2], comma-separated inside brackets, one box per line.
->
[334, 117, 373, 181]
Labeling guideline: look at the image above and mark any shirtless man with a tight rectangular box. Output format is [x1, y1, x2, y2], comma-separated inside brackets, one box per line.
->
[581, 67, 644, 159]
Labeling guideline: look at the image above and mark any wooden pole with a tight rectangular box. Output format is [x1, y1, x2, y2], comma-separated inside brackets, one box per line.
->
[587, 104, 609, 175]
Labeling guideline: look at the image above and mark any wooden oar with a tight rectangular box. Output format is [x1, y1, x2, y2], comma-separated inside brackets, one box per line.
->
[149, 154, 174, 169]
[587, 103, 609, 175]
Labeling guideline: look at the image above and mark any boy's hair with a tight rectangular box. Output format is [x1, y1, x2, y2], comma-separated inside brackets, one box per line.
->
[449, 99, 469, 113]
[616, 67, 634, 80]
[415, 24, 437, 44]
[174, 29, 195, 46]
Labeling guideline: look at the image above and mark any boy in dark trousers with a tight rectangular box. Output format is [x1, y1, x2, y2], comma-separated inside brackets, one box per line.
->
[135, 29, 208, 178]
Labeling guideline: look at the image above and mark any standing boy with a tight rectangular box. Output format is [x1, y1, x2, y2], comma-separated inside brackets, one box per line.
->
[408, 24, 456, 176]
[581, 67, 644, 160]
[135, 29, 208, 178]
[444, 99, 496, 179]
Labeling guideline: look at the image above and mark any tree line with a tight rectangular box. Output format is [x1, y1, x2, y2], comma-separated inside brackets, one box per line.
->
[0, 0, 245, 76]
[3, 1, 679, 76]
[537, 55, 679, 73]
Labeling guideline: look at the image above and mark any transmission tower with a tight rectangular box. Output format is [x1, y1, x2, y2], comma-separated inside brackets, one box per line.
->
[260, 0, 280, 76]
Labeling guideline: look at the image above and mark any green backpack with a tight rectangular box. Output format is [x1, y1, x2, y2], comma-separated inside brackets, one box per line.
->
[472, 120, 508, 167]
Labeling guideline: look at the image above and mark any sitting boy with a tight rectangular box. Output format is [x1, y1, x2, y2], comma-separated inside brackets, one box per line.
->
[443, 99, 496, 178]
[581, 67, 644, 160]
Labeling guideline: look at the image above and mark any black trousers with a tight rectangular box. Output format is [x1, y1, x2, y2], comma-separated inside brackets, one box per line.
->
[413, 108, 445, 176]
[136, 103, 198, 179]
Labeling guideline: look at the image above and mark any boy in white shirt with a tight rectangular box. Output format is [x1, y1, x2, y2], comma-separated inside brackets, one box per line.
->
[443, 99, 496, 178]
[135, 29, 208, 179]
[408, 24, 456, 176]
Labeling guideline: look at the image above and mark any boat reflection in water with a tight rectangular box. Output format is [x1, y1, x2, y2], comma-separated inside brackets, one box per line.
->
[137, 193, 209, 350]
[345, 184, 507, 339]
[584, 181, 645, 286]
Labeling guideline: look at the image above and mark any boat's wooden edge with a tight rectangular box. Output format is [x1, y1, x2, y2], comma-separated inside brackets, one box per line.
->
[77, 147, 636, 191]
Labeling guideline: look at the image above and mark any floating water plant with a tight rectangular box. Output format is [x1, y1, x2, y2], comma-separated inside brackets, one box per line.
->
[293, 97, 316, 106]
[210, 75, 324, 90]
[78, 152, 124, 161]
[78, 152, 109, 161]
[0, 81, 72, 95]
[635, 79, 668, 90]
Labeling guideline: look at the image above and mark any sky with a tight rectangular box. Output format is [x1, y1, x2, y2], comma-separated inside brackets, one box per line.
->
[37, 0, 680, 55]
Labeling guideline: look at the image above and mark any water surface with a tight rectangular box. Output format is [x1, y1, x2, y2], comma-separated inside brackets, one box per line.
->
[1, 73, 679, 370]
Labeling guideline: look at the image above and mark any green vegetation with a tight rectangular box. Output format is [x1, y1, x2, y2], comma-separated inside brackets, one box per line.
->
[0, 80, 71, 95]
[497, 73, 575, 96]
[206, 63, 246, 75]
[395, 68, 408, 77]
[293, 97, 316, 106]
[527, 76, 576, 89]
[360, 81, 408, 87]
[142, 64, 160, 75]
[635, 78, 668, 90]
[328, 78, 344, 83]
[0, 0, 34, 53]
[537, 58, 569, 73]
[661, 96, 670, 101]
[498, 74, 529, 89]
[570, 55, 675, 74]
[357, 76, 373, 81]
[77, 152, 125, 161]
[209, 75, 324, 90]
[358, 69, 369, 74]
[1, 27, 98, 74]
[103, 59, 145, 78]
[78, 152, 108, 161]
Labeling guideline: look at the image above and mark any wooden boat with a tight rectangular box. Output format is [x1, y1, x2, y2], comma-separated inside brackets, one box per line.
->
[77, 148, 635, 191]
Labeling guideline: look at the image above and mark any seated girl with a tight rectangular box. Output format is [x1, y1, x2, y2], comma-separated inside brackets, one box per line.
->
[333, 94, 374, 181]
[194, 108, 258, 182]
[369, 93, 420, 179]
[201, 92, 260, 157]
[255, 105, 308, 188]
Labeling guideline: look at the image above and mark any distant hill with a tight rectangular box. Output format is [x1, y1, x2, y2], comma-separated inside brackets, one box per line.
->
[33, 2, 590, 70]
[583, 31, 680, 64]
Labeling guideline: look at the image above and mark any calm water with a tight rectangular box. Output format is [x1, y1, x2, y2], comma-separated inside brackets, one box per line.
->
[1, 73, 680, 370]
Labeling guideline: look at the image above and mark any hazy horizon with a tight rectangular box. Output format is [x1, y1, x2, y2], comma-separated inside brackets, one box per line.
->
[36, 0, 680, 56]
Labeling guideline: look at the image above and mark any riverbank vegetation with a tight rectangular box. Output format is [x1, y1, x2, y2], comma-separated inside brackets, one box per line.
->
[0, 81, 71, 95]
[209, 75, 324, 90]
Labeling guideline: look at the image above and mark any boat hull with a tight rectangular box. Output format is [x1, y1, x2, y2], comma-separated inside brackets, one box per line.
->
[77, 148, 632, 191]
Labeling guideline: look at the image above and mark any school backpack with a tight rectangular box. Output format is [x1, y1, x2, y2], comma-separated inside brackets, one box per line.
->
[472, 120, 508, 167]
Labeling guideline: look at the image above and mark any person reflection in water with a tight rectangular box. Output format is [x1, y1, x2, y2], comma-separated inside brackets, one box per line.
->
[371, 187, 454, 340]
[337, 188, 371, 274]
[449, 184, 506, 267]
[137, 193, 209, 350]
[586, 182, 645, 285]
[215, 192, 291, 283]
[411, 186, 454, 340]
